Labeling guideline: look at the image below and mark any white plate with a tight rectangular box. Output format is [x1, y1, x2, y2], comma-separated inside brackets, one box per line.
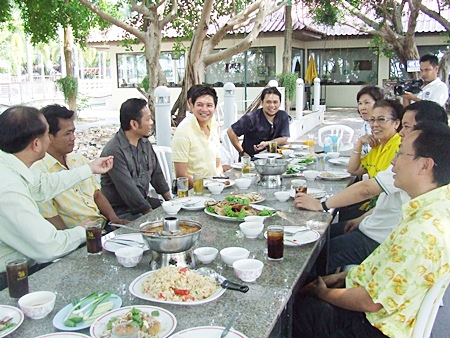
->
[289, 151, 310, 158]
[176, 196, 216, 210]
[318, 171, 351, 180]
[102, 233, 149, 253]
[171, 326, 248, 338]
[288, 188, 326, 199]
[0, 305, 24, 338]
[129, 271, 226, 305]
[283, 164, 307, 176]
[204, 204, 276, 222]
[253, 153, 282, 159]
[230, 162, 256, 171]
[328, 158, 350, 166]
[204, 178, 235, 188]
[228, 192, 265, 203]
[264, 226, 320, 246]
[36, 333, 91, 338]
[52, 294, 122, 331]
[287, 144, 307, 150]
[90, 305, 176, 338]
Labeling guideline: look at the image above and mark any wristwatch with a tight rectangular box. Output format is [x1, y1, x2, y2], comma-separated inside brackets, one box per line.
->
[239, 150, 245, 157]
[321, 199, 330, 212]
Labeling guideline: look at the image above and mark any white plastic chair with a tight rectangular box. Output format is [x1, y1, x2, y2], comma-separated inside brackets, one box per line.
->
[412, 274, 450, 338]
[317, 125, 355, 152]
[220, 129, 239, 166]
[151, 145, 173, 195]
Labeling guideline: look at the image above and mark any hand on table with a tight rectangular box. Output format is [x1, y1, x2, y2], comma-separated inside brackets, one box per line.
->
[294, 192, 322, 211]
[109, 218, 129, 230]
[89, 156, 114, 174]
[254, 141, 269, 152]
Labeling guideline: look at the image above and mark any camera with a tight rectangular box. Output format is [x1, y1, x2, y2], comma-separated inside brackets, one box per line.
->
[393, 79, 424, 96]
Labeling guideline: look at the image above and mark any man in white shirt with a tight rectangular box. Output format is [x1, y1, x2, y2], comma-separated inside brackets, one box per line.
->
[401, 54, 449, 107]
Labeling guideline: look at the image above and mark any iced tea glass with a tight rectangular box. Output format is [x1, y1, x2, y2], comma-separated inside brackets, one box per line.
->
[267, 225, 284, 261]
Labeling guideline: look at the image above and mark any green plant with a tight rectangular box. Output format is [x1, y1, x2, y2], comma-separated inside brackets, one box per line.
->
[55, 76, 78, 103]
[276, 72, 298, 102]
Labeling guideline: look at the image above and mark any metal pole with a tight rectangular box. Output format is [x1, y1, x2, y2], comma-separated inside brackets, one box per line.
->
[223, 82, 236, 129]
[296, 78, 304, 119]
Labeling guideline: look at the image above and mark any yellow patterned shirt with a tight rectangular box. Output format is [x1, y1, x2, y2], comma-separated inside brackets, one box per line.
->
[360, 133, 401, 178]
[346, 184, 450, 337]
[32, 153, 105, 228]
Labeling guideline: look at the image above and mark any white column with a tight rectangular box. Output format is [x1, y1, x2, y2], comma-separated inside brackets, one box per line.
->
[296, 78, 304, 119]
[313, 78, 321, 112]
[223, 82, 236, 129]
[154, 86, 172, 147]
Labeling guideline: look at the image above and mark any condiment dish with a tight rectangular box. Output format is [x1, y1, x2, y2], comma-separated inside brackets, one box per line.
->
[327, 152, 340, 159]
[239, 222, 264, 239]
[242, 173, 258, 184]
[194, 247, 219, 264]
[233, 259, 264, 282]
[281, 149, 294, 158]
[234, 178, 252, 190]
[162, 201, 182, 215]
[244, 215, 265, 223]
[220, 247, 250, 266]
[207, 182, 225, 194]
[303, 170, 319, 181]
[274, 191, 290, 202]
[115, 246, 144, 267]
[18, 291, 56, 319]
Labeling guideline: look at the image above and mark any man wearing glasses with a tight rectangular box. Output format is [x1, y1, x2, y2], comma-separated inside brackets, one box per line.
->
[294, 121, 450, 338]
[401, 54, 449, 107]
[227, 87, 290, 158]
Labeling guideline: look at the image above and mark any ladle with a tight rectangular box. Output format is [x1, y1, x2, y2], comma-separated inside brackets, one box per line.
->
[196, 267, 249, 293]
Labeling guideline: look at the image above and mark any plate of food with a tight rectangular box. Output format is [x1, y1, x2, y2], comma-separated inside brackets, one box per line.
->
[204, 178, 235, 188]
[228, 192, 265, 203]
[264, 226, 320, 247]
[318, 171, 351, 180]
[129, 266, 225, 305]
[176, 196, 216, 211]
[253, 153, 282, 159]
[36, 333, 91, 338]
[90, 305, 176, 338]
[204, 199, 276, 221]
[102, 233, 149, 253]
[230, 162, 255, 171]
[53, 292, 122, 331]
[288, 188, 326, 199]
[171, 326, 248, 338]
[283, 163, 307, 176]
[289, 157, 315, 166]
[0, 305, 24, 338]
[328, 158, 350, 166]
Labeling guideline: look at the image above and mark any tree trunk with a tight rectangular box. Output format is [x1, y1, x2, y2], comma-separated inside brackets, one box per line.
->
[63, 25, 77, 114]
[282, 4, 293, 112]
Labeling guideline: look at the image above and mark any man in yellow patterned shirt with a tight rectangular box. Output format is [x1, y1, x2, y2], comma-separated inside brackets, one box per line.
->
[32, 105, 128, 229]
[293, 121, 450, 337]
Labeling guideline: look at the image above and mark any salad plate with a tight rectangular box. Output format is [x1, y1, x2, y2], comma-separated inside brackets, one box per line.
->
[328, 158, 350, 166]
[36, 333, 91, 338]
[283, 164, 307, 176]
[204, 178, 235, 188]
[318, 171, 351, 180]
[171, 326, 248, 338]
[0, 305, 24, 338]
[228, 192, 265, 203]
[102, 233, 149, 253]
[53, 294, 122, 331]
[204, 204, 275, 222]
[176, 196, 216, 211]
[129, 272, 226, 305]
[90, 305, 176, 338]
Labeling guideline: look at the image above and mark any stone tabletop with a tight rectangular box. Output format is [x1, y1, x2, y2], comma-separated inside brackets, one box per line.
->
[0, 168, 352, 338]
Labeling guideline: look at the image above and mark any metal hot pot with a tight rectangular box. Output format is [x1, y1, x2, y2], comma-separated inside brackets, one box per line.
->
[254, 158, 289, 188]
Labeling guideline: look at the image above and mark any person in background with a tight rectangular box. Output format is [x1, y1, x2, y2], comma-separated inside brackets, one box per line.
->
[294, 100, 448, 273]
[227, 87, 290, 158]
[356, 85, 384, 155]
[293, 121, 450, 338]
[0, 106, 113, 287]
[32, 105, 128, 230]
[101, 98, 171, 221]
[401, 54, 449, 107]
[171, 85, 222, 188]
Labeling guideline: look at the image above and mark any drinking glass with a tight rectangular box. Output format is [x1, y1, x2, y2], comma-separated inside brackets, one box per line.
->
[85, 219, 103, 255]
[177, 177, 189, 198]
[268, 141, 278, 153]
[6, 257, 29, 298]
[267, 225, 284, 261]
[193, 173, 203, 195]
[241, 156, 251, 174]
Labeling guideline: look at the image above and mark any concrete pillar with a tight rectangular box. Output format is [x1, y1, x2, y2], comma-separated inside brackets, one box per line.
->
[223, 82, 236, 129]
[313, 78, 321, 112]
[154, 86, 171, 147]
[296, 78, 304, 119]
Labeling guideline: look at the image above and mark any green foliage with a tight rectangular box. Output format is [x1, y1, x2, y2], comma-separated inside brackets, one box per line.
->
[56, 76, 78, 103]
[369, 35, 396, 59]
[140, 77, 149, 92]
[276, 72, 298, 102]
[0, 0, 12, 23]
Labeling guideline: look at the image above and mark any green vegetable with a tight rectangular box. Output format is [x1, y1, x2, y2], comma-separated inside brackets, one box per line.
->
[224, 205, 237, 217]
[63, 291, 114, 327]
[82, 291, 114, 321]
[258, 209, 275, 216]
[151, 310, 160, 317]
[1, 323, 15, 331]
[206, 206, 215, 213]
[225, 196, 250, 205]
[237, 208, 247, 220]
[63, 291, 99, 326]
[131, 307, 143, 327]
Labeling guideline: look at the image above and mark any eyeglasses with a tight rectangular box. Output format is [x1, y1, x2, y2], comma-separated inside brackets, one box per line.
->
[395, 151, 417, 159]
[368, 116, 394, 125]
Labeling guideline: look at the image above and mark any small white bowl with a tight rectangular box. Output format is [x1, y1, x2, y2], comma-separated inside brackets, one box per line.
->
[18, 291, 56, 319]
[327, 152, 340, 159]
[242, 173, 258, 184]
[244, 215, 265, 223]
[220, 247, 250, 266]
[115, 246, 144, 267]
[235, 178, 252, 190]
[207, 182, 225, 194]
[281, 149, 294, 158]
[303, 170, 319, 181]
[233, 259, 264, 282]
[239, 222, 264, 239]
[162, 201, 182, 215]
[194, 247, 219, 264]
[274, 191, 290, 202]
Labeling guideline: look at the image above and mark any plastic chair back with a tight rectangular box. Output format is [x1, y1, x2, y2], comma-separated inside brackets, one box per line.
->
[152, 145, 173, 185]
[220, 129, 239, 165]
[317, 125, 355, 151]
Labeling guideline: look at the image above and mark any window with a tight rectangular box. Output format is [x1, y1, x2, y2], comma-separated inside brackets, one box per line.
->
[308, 48, 378, 85]
[205, 47, 276, 87]
[292, 48, 305, 77]
[389, 45, 450, 79]
[116, 52, 185, 88]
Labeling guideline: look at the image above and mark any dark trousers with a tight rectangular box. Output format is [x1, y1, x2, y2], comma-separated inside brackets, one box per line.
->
[292, 296, 389, 338]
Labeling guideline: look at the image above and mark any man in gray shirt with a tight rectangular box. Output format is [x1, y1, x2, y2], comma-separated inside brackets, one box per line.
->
[101, 98, 171, 220]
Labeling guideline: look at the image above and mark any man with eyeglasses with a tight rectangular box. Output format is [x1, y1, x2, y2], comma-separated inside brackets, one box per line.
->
[294, 100, 448, 273]
[401, 54, 449, 107]
[100, 98, 171, 221]
[293, 121, 450, 338]
[227, 87, 290, 158]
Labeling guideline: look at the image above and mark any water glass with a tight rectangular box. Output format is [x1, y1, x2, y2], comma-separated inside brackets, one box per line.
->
[268, 141, 278, 153]
[267, 225, 284, 261]
[6, 257, 29, 298]
[177, 177, 189, 198]
[85, 219, 103, 255]
[241, 156, 251, 174]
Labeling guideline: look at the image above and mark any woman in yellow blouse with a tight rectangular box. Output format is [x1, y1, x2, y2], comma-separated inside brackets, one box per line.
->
[348, 100, 403, 178]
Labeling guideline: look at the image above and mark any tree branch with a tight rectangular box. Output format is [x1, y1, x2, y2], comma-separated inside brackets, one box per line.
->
[420, 3, 450, 30]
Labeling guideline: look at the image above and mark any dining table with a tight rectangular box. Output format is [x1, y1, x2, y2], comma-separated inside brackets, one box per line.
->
[0, 159, 354, 338]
